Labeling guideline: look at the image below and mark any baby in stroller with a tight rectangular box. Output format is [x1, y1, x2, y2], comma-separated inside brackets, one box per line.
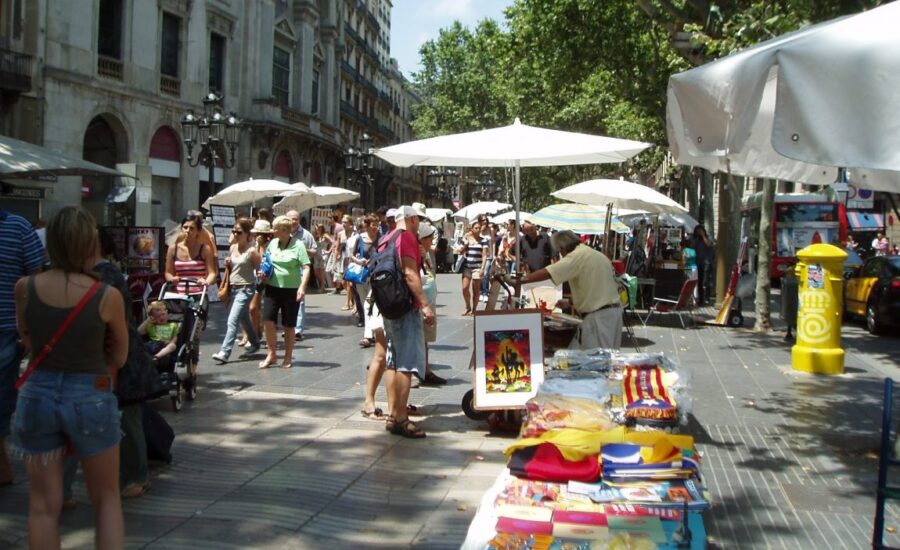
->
[138, 300, 179, 364]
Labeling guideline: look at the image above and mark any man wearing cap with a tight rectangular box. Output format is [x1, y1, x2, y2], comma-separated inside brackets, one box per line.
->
[287, 210, 317, 340]
[381, 206, 435, 438]
[518, 230, 622, 350]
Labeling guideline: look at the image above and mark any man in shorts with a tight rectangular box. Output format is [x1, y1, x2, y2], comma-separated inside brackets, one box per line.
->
[0, 209, 45, 485]
[382, 206, 435, 438]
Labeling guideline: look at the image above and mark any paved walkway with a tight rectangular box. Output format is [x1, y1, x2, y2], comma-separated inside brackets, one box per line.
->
[0, 274, 898, 549]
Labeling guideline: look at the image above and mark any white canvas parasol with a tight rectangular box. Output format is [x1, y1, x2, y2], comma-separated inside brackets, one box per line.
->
[202, 179, 298, 210]
[667, 1, 900, 192]
[551, 179, 688, 214]
[0, 134, 129, 179]
[274, 185, 359, 212]
[452, 201, 512, 223]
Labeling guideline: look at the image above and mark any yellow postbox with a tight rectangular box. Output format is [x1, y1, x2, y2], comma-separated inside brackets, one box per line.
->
[791, 243, 847, 375]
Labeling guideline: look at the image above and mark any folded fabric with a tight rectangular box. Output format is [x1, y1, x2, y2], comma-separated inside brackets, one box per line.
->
[508, 442, 601, 483]
[623, 366, 676, 421]
[506, 427, 695, 463]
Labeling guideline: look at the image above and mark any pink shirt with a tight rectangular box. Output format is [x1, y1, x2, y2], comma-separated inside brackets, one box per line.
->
[381, 228, 423, 307]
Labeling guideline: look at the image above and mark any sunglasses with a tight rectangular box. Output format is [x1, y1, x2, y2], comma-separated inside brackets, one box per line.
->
[232, 230, 243, 234]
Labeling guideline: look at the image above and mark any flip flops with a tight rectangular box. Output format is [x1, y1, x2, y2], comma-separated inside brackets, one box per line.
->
[121, 481, 151, 499]
[258, 358, 277, 369]
[360, 407, 384, 420]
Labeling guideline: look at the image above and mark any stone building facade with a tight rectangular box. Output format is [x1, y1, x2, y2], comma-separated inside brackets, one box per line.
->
[0, 0, 418, 226]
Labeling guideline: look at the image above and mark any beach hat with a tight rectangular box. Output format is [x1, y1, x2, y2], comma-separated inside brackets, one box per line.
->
[417, 222, 437, 240]
[394, 205, 419, 221]
[411, 202, 428, 218]
[251, 219, 273, 234]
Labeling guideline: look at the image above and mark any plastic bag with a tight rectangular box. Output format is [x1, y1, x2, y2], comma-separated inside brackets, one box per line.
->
[521, 393, 616, 438]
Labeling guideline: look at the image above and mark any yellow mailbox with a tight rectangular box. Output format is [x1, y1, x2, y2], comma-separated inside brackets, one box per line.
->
[791, 243, 847, 375]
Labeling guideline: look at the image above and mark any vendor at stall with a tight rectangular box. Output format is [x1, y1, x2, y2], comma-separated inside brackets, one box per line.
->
[518, 230, 622, 350]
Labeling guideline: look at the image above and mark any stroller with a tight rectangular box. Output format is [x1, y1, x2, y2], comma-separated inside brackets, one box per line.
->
[151, 278, 209, 412]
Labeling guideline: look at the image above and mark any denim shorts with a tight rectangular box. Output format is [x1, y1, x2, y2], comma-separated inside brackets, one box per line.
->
[12, 370, 121, 459]
[383, 309, 425, 379]
[0, 330, 23, 437]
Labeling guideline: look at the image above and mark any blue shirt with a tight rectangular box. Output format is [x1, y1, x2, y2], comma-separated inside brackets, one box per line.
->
[0, 210, 45, 331]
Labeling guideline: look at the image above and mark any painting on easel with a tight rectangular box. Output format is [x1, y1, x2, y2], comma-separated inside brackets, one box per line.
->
[473, 309, 544, 409]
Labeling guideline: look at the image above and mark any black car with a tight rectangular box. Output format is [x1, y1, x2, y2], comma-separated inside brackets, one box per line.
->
[844, 255, 900, 335]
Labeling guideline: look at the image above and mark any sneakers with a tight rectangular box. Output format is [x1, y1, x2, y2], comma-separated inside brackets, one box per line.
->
[479, 294, 488, 303]
[211, 352, 228, 365]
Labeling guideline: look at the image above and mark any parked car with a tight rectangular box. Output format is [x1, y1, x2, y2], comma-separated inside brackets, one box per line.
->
[844, 255, 900, 335]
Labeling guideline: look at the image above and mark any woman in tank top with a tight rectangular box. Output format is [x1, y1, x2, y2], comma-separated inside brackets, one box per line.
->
[459, 222, 487, 316]
[13, 206, 128, 549]
[165, 216, 217, 296]
[211, 218, 261, 364]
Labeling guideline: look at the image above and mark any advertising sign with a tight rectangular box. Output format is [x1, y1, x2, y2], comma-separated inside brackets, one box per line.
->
[125, 227, 163, 273]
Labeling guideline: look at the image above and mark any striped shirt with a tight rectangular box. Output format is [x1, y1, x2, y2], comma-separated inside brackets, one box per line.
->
[173, 243, 209, 295]
[464, 236, 485, 270]
[0, 210, 45, 331]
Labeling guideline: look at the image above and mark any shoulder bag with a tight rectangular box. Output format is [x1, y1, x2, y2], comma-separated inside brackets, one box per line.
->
[343, 236, 370, 284]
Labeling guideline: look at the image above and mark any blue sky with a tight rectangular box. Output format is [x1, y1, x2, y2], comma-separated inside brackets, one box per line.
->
[390, 0, 512, 79]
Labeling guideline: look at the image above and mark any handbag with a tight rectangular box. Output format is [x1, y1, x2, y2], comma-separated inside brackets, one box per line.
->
[259, 251, 275, 279]
[454, 254, 466, 274]
[217, 264, 231, 301]
[343, 236, 370, 284]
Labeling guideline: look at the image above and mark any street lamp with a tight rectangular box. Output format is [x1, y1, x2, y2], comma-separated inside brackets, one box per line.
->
[344, 133, 379, 210]
[425, 167, 459, 206]
[180, 92, 241, 207]
[470, 169, 501, 202]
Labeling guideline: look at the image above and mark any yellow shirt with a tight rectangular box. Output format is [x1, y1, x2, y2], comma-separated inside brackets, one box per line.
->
[545, 244, 618, 314]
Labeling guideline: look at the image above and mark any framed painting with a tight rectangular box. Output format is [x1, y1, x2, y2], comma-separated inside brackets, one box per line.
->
[473, 309, 545, 410]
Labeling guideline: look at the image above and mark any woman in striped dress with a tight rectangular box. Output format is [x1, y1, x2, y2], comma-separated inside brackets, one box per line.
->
[459, 222, 487, 316]
[164, 216, 217, 388]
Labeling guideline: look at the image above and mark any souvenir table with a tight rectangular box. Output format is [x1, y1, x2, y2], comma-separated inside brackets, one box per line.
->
[463, 350, 709, 550]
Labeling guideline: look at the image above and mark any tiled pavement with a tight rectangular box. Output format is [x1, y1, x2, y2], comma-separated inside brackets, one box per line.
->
[0, 274, 898, 549]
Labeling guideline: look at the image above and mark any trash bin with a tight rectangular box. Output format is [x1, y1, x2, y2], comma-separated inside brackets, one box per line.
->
[781, 264, 799, 334]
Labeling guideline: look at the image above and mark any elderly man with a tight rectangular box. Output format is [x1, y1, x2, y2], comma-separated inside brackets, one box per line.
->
[381, 206, 435, 438]
[519, 230, 622, 350]
[287, 209, 317, 340]
[519, 220, 553, 274]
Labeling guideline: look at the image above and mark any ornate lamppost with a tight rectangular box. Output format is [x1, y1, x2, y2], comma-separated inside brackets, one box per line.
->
[469, 169, 501, 202]
[425, 167, 460, 207]
[344, 133, 380, 211]
[180, 92, 241, 208]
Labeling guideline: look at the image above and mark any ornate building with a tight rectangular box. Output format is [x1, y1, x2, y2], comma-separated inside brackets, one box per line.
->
[0, 0, 416, 226]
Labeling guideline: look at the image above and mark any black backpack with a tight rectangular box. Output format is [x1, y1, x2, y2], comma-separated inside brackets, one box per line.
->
[369, 230, 413, 319]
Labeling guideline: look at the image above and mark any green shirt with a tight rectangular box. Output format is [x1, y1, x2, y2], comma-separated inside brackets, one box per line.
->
[266, 236, 310, 289]
[147, 321, 179, 343]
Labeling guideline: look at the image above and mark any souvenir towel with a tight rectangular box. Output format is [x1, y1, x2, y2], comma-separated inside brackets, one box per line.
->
[508, 442, 601, 483]
[506, 427, 696, 462]
[623, 366, 677, 421]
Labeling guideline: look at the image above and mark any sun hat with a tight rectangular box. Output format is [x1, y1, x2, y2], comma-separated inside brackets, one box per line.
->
[385, 207, 398, 219]
[251, 219, 273, 234]
[417, 222, 437, 240]
[411, 202, 428, 218]
[394, 205, 419, 221]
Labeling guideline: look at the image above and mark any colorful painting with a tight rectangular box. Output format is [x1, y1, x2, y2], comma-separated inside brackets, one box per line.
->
[474, 310, 544, 410]
[484, 329, 533, 393]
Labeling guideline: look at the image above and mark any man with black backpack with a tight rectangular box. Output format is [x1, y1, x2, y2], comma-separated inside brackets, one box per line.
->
[375, 206, 434, 438]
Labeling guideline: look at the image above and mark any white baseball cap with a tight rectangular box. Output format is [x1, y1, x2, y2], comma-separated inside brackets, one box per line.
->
[411, 202, 428, 218]
[394, 205, 419, 221]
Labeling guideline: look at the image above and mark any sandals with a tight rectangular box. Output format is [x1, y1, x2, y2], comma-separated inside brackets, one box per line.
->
[359, 338, 373, 348]
[361, 407, 384, 420]
[390, 418, 426, 438]
[258, 358, 277, 369]
[280, 360, 293, 369]
[121, 481, 151, 499]
[461, 309, 472, 316]
[406, 404, 421, 415]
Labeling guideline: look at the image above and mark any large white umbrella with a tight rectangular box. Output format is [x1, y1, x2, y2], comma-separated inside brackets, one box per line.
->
[452, 201, 512, 223]
[617, 211, 699, 233]
[0, 134, 128, 179]
[552, 179, 688, 214]
[202, 179, 298, 209]
[667, 1, 900, 192]
[274, 185, 359, 212]
[425, 207, 453, 223]
[374, 118, 650, 248]
[529, 204, 630, 235]
[490, 210, 530, 225]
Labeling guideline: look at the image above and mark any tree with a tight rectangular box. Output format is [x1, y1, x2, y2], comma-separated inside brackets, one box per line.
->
[754, 178, 777, 331]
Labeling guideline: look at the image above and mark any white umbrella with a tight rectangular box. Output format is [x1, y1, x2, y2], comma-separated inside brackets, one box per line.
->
[618, 211, 699, 232]
[374, 118, 650, 250]
[552, 179, 688, 214]
[529, 203, 630, 235]
[667, 1, 900, 192]
[0, 134, 128, 179]
[452, 201, 512, 222]
[425, 207, 453, 223]
[202, 178, 298, 210]
[274, 185, 359, 212]
[490, 210, 530, 225]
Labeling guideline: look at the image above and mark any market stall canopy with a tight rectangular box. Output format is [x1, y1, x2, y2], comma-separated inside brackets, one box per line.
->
[618, 211, 699, 233]
[490, 210, 531, 225]
[552, 179, 688, 215]
[202, 178, 299, 210]
[274, 185, 359, 212]
[373, 118, 650, 168]
[0, 134, 129, 179]
[667, 1, 900, 193]
[425, 207, 453, 223]
[453, 201, 512, 222]
[529, 204, 630, 235]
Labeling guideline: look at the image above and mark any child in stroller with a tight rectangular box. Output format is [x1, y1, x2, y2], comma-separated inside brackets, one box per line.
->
[138, 300, 179, 364]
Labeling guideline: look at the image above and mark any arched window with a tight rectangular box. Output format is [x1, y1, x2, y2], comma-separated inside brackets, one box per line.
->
[274, 150, 294, 181]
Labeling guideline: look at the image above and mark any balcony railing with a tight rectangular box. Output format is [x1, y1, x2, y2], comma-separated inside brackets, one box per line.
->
[160, 74, 180, 97]
[97, 55, 123, 80]
[0, 48, 33, 92]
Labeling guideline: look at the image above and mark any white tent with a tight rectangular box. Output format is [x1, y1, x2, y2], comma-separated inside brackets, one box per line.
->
[202, 179, 299, 210]
[552, 179, 688, 214]
[667, 1, 900, 192]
